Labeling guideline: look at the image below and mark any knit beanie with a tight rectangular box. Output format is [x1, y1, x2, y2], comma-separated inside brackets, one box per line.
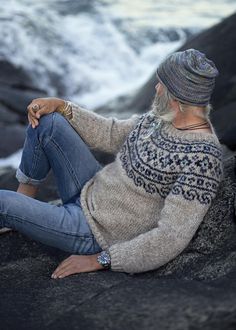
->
[156, 49, 219, 106]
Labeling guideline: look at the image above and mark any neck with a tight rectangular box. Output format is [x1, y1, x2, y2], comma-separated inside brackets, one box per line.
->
[171, 107, 208, 128]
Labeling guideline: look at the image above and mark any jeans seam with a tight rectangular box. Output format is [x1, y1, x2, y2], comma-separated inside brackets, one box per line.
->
[4, 213, 94, 239]
[49, 137, 83, 191]
[29, 146, 44, 179]
[28, 114, 55, 178]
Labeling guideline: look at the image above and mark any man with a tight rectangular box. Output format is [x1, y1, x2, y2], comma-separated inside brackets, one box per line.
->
[0, 49, 223, 279]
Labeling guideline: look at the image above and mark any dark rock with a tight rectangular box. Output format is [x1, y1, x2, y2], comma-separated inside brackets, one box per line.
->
[0, 60, 47, 124]
[0, 60, 36, 90]
[0, 123, 26, 157]
[0, 155, 236, 329]
[0, 167, 59, 202]
[0, 86, 46, 124]
[210, 102, 236, 150]
[0, 103, 21, 124]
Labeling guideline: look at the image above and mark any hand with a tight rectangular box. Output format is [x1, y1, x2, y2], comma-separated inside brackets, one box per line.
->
[51, 254, 104, 279]
[27, 97, 65, 129]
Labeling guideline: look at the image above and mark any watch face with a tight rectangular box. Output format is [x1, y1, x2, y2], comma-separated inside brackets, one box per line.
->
[97, 251, 111, 269]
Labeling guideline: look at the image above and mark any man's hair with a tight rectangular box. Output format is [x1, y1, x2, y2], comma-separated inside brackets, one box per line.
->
[152, 85, 212, 122]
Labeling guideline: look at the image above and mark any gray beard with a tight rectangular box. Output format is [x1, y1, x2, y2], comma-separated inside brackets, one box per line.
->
[151, 93, 176, 122]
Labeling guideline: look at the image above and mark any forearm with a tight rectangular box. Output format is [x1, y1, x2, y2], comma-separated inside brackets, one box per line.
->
[108, 195, 214, 274]
[65, 103, 141, 154]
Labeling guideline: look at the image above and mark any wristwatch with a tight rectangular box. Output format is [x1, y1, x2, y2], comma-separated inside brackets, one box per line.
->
[97, 250, 111, 269]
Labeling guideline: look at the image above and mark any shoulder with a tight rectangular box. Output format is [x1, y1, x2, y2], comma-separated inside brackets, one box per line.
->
[171, 140, 223, 205]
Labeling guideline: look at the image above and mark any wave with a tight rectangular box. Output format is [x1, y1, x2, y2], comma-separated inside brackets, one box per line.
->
[0, 0, 197, 110]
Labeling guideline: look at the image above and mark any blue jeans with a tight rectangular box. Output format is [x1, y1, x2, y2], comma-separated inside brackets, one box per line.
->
[0, 112, 103, 255]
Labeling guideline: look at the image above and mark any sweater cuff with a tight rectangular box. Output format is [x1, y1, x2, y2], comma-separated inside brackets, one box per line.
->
[108, 245, 127, 273]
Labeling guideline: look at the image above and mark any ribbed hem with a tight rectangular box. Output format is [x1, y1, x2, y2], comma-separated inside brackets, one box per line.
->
[80, 179, 109, 251]
[15, 168, 46, 186]
[108, 245, 126, 272]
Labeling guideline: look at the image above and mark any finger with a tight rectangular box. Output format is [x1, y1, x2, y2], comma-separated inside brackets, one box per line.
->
[28, 113, 32, 126]
[52, 260, 74, 278]
[52, 263, 77, 279]
[51, 255, 78, 278]
[56, 265, 79, 279]
[53, 261, 73, 276]
[28, 107, 38, 119]
[57, 269, 76, 279]
[27, 98, 41, 109]
[28, 113, 39, 128]
[35, 105, 50, 119]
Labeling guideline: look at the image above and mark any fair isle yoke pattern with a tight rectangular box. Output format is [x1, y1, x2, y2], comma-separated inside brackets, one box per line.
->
[120, 113, 222, 205]
[67, 104, 223, 273]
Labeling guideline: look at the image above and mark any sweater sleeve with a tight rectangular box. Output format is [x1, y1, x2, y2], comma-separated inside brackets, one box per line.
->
[66, 103, 141, 154]
[108, 153, 223, 274]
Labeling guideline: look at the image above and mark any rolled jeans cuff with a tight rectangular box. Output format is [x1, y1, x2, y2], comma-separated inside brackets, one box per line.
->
[16, 168, 46, 186]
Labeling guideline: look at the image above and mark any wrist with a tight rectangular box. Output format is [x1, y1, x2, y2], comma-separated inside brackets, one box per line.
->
[92, 253, 104, 270]
[96, 250, 111, 270]
[56, 100, 73, 119]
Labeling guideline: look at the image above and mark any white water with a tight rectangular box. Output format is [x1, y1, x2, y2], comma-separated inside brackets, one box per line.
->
[0, 0, 235, 109]
[0, 150, 22, 169]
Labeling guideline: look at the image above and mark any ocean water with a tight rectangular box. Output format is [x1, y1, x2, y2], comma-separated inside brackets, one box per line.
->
[0, 0, 235, 168]
[0, 0, 235, 109]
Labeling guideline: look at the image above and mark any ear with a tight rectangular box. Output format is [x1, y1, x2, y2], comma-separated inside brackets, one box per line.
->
[169, 98, 180, 113]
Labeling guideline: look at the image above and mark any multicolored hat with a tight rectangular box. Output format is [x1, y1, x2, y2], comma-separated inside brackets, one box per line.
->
[156, 49, 219, 106]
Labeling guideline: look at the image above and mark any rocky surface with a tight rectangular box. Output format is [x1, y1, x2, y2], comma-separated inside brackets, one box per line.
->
[1, 155, 236, 330]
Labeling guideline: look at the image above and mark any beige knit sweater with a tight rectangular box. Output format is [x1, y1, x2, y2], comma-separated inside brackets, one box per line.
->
[67, 104, 223, 274]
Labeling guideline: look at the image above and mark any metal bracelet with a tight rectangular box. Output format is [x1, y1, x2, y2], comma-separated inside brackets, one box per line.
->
[57, 101, 73, 119]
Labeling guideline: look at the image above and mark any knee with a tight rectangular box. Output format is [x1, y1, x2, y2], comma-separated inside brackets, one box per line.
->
[26, 113, 55, 142]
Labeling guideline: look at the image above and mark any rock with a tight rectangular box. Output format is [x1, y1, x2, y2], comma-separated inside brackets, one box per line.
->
[0, 103, 21, 124]
[0, 86, 46, 124]
[211, 102, 236, 150]
[0, 167, 59, 202]
[0, 123, 26, 157]
[0, 60, 47, 124]
[0, 60, 36, 90]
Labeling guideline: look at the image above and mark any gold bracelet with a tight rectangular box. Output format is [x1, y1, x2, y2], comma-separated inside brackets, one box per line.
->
[57, 101, 73, 119]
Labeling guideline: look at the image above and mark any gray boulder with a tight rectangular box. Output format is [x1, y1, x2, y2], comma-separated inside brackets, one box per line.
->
[0, 123, 26, 157]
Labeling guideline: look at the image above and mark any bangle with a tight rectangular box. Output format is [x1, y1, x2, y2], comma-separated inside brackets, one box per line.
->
[57, 101, 73, 119]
